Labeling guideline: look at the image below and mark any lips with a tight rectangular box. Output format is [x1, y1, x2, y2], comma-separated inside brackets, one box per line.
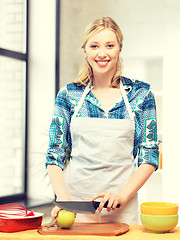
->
[95, 60, 110, 67]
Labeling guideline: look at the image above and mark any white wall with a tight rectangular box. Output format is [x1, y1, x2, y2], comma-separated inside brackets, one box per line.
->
[163, 21, 180, 204]
[28, 0, 56, 200]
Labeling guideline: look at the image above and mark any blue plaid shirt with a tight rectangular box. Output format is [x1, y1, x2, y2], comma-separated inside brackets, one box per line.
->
[46, 76, 159, 170]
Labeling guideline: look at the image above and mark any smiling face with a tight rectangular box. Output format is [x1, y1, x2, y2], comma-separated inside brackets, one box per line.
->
[84, 29, 121, 79]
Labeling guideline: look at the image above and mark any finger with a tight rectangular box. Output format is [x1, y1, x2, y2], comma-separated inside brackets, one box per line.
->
[107, 198, 115, 212]
[51, 207, 61, 222]
[54, 207, 61, 217]
[89, 192, 107, 202]
[112, 200, 120, 211]
[98, 195, 110, 213]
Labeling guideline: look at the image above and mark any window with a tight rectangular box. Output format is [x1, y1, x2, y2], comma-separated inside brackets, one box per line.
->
[0, 0, 28, 201]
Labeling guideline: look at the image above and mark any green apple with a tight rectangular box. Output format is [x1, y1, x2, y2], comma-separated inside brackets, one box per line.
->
[56, 210, 75, 229]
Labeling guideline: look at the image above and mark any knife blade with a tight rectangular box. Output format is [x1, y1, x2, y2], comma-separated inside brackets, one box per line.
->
[53, 201, 120, 214]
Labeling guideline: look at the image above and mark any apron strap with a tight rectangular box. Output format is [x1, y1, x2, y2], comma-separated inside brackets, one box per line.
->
[120, 81, 134, 120]
[72, 82, 91, 119]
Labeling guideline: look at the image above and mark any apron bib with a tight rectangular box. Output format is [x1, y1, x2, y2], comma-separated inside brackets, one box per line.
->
[64, 81, 138, 224]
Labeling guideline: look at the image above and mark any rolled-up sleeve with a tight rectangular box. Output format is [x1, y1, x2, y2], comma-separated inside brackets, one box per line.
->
[137, 89, 159, 170]
[46, 86, 71, 170]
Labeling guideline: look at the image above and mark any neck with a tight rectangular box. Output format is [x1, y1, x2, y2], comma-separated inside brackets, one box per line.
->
[92, 64, 118, 89]
[93, 73, 113, 89]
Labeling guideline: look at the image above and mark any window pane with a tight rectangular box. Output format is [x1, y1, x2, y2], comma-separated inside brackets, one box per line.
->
[0, 56, 25, 196]
[0, 0, 25, 52]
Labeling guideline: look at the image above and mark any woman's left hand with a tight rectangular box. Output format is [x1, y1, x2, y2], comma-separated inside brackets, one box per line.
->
[90, 191, 128, 213]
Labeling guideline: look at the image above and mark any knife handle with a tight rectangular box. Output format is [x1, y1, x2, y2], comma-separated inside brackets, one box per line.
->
[93, 201, 120, 209]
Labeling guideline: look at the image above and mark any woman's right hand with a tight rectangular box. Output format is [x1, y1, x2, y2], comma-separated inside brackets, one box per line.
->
[51, 206, 62, 224]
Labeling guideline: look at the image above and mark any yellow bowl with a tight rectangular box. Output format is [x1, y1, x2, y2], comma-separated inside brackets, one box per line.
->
[141, 214, 178, 233]
[140, 202, 178, 215]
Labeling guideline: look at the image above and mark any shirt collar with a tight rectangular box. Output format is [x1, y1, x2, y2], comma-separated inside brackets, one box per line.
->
[85, 76, 135, 111]
[122, 76, 135, 94]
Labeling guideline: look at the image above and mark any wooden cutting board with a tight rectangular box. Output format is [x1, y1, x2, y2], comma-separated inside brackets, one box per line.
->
[38, 222, 129, 236]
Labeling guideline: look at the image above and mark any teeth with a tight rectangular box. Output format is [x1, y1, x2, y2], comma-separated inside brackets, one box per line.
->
[96, 61, 108, 66]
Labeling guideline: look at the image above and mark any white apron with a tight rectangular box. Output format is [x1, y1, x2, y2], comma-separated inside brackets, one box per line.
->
[64, 81, 138, 224]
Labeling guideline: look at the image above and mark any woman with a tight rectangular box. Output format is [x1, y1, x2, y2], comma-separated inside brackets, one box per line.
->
[46, 17, 159, 224]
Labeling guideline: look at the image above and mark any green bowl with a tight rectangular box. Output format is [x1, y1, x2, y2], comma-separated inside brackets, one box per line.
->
[141, 214, 178, 233]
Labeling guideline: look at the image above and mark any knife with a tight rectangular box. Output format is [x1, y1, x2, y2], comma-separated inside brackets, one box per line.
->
[53, 201, 120, 214]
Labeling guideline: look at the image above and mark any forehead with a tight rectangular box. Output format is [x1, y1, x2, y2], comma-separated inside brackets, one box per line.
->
[87, 29, 118, 44]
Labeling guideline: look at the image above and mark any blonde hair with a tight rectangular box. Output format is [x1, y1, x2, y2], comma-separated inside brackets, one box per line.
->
[74, 17, 124, 88]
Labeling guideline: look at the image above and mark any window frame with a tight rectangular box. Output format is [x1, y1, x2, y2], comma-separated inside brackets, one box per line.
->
[0, 0, 29, 203]
[0, 0, 60, 206]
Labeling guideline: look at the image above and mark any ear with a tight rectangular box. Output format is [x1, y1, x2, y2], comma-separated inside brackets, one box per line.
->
[118, 48, 121, 55]
[83, 47, 87, 55]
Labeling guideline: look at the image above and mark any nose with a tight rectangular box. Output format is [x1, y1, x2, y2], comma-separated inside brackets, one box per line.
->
[98, 47, 107, 58]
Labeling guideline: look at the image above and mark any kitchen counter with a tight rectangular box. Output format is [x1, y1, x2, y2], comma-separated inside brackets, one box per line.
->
[0, 225, 180, 240]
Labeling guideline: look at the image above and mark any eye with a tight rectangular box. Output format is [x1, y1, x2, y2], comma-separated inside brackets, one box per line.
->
[90, 45, 98, 49]
[107, 44, 114, 48]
